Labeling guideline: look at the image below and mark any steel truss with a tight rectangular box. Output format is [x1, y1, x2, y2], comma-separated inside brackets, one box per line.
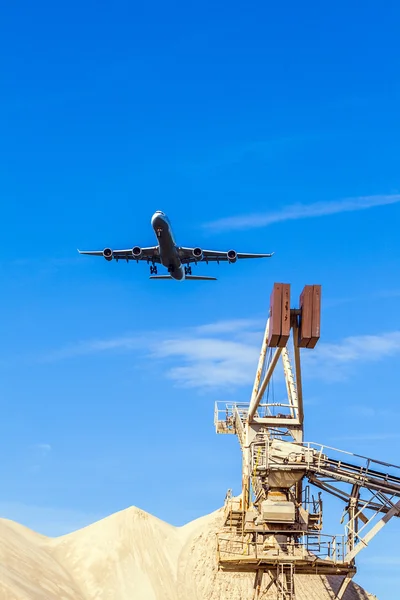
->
[214, 299, 400, 600]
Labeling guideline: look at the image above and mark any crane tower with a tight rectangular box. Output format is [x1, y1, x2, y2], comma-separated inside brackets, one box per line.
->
[214, 283, 400, 600]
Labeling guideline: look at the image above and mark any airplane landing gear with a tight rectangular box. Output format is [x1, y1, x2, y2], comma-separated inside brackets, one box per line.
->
[150, 265, 158, 275]
[184, 266, 192, 275]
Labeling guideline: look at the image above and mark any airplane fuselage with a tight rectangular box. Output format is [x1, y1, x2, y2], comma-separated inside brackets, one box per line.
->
[151, 211, 184, 280]
[78, 211, 273, 280]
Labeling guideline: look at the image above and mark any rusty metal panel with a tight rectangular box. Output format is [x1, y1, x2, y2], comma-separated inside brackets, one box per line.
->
[268, 283, 282, 347]
[307, 285, 321, 348]
[278, 283, 291, 347]
[299, 285, 313, 347]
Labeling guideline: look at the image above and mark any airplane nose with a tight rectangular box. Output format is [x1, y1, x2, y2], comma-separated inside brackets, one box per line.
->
[151, 212, 164, 227]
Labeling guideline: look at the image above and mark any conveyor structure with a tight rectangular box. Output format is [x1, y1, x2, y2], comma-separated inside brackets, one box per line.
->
[214, 283, 400, 600]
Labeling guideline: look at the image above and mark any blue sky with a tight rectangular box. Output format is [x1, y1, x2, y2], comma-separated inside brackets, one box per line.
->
[1, 0, 400, 597]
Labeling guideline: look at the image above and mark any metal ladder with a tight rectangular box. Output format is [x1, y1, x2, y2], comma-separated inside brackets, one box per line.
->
[276, 563, 295, 600]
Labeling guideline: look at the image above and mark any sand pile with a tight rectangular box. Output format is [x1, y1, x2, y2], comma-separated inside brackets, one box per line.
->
[0, 505, 376, 599]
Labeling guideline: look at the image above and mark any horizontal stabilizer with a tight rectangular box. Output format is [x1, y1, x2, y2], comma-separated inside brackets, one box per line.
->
[185, 275, 217, 280]
[149, 275, 217, 281]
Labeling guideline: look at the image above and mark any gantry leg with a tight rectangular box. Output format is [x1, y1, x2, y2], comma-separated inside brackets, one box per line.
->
[336, 574, 354, 599]
[253, 569, 264, 599]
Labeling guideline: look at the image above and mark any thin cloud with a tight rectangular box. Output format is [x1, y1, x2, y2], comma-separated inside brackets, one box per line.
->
[360, 556, 400, 567]
[153, 321, 400, 389]
[29, 444, 52, 473]
[152, 325, 400, 389]
[149, 318, 264, 389]
[151, 337, 259, 389]
[195, 319, 261, 335]
[304, 331, 400, 381]
[376, 289, 400, 299]
[204, 194, 400, 231]
[318, 331, 400, 362]
[34, 443, 52, 456]
[41, 335, 145, 362]
[321, 289, 400, 309]
[43, 319, 263, 389]
[348, 405, 400, 419]
[42, 321, 400, 390]
[159, 328, 400, 390]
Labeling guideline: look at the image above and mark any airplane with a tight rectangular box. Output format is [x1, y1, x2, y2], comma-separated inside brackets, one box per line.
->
[78, 211, 274, 281]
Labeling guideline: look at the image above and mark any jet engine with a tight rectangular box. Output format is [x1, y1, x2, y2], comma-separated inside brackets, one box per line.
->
[132, 246, 142, 259]
[192, 247, 203, 261]
[227, 249, 237, 263]
[103, 248, 113, 261]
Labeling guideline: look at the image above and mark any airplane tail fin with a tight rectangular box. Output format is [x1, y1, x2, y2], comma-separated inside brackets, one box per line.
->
[149, 275, 217, 281]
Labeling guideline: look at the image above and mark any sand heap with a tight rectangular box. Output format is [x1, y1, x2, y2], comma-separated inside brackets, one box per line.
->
[0, 505, 376, 600]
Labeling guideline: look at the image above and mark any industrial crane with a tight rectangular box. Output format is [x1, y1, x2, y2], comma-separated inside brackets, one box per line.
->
[214, 283, 400, 600]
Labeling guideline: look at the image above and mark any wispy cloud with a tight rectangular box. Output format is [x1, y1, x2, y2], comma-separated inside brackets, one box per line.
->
[28, 443, 52, 474]
[41, 334, 145, 362]
[153, 326, 400, 389]
[194, 319, 261, 335]
[317, 331, 400, 362]
[304, 331, 400, 381]
[45, 319, 263, 389]
[376, 289, 400, 299]
[150, 319, 262, 389]
[321, 288, 400, 309]
[204, 194, 400, 231]
[359, 556, 400, 567]
[348, 405, 400, 419]
[151, 327, 400, 389]
[34, 443, 52, 456]
[43, 322, 400, 390]
[152, 337, 259, 389]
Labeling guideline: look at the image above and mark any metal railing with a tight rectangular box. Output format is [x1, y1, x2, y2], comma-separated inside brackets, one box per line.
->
[248, 440, 400, 494]
[250, 439, 316, 473]
[216, 531, 346, 564]
[214, 401, 249, 434]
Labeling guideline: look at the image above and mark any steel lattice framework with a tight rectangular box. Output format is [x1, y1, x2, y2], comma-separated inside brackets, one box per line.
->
[214, 283, 400, 600]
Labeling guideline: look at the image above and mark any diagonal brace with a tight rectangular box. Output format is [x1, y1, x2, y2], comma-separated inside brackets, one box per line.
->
[344, 498, 400, 562]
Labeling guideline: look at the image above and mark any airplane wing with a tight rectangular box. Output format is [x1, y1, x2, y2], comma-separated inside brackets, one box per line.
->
[78, 246, 160, 262]
[179, 248, 274, 263]
[150, 275, 217, 280]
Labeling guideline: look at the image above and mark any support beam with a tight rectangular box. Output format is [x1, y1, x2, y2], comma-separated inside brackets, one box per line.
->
[344, 498, 400, 563]
[292, 316, 304, 426]
[252, 569, 264, 600]
[347, 485, 360, 553]
[336, 574, 354, 599]
[250, 318, 270, 406]
[262, 571, 277, 596]
[281, 347, 298, 419]
[248, 347, 283, 421]
[242, 426, 259, 511]
[252, 417, 301, 426]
